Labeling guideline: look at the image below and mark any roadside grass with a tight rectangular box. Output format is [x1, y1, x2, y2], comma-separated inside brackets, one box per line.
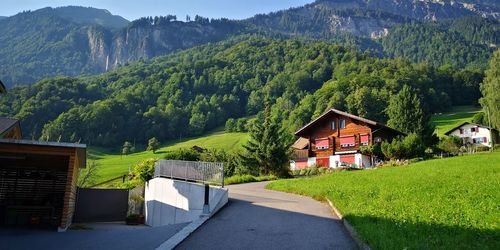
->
[224, 174, 277, 185]
[266, 152, 500, 249]
[88, 131, 249, 183]
[431, 105, 480, 137]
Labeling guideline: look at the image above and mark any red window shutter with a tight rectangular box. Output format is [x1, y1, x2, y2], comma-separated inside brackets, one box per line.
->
[316, 157, 330, 168]
[315, 139, 329, 147]
[484, 137, 487, 143]
[340, 136, 355, 145]
[360, 134, 369, 143]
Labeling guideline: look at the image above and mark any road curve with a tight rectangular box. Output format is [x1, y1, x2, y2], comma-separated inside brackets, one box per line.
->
[176, 181, 356, 250]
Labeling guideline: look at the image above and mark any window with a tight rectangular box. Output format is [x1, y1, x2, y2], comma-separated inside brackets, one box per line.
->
[315, 138, 329, 150]
[340, 136, 355, 147]
[471, 127, 476, 132]
[360, 134, 369, 146]
[331, 120, 336, 130]
[473, 137, 486, 144]
[459, 128, 464, 134]
[339, 119, 346, 129]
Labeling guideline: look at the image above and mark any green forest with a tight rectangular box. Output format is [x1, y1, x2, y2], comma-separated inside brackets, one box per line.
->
[0, 37, 485, 148]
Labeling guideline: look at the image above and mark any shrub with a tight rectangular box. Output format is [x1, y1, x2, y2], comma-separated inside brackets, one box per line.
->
[308, 166, 319, 175]
[318, 167, 326, 174]
[381, 133, 425, 160]
[475, 145, 490, 152]
[292, 169, 301, 176]
[224, 174, 277, 185]
[164, 148, 200, 161]
[438, 136, 462, 155]
[299, 169, 307, 175]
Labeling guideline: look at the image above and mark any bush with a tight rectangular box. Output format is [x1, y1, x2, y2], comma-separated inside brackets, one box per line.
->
[224, 174, 277, 185]
[318, 167, 326, 174]
[308, 166, 319, 175]
[299, 169, 307, 175]
[164, 148, 200, 161]
[381, 133, 425, 160]
[438, 136, 462, 155]
[122, 158, 157, 188]
[292, 169, 301, 176]
[475, 145, 490, 152]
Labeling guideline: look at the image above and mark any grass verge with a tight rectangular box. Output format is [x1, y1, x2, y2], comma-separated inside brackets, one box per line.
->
[224, 175, 277, 185]
[266, 152, 500, 249]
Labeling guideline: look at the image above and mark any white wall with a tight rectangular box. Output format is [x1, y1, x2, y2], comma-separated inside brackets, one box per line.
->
[144, 178, 228, 227]
[307, 157, 316, 167]
[329, 155, 340, 168]
[448, 124, 493, 147]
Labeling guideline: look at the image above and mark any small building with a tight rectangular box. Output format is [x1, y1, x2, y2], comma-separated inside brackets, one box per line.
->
[444, 122, 498, 148]
[0, 138, 86, 231]
[291, 108, 404, 169]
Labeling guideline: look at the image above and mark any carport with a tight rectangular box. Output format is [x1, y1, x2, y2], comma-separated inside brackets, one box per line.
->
[0, 139, 86, 231]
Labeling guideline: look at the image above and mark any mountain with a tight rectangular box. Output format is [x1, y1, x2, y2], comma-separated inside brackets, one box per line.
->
[0, 1, 498, 87]
[53, 6, 129, 30]
[0, 38, 482, 146]
[0, 16, 6, 20]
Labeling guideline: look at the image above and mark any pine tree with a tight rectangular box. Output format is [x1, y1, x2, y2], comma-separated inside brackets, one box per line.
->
[386, 85, 436, 145]
[480, 49, 500, 130]
[240, 97, 291, 177]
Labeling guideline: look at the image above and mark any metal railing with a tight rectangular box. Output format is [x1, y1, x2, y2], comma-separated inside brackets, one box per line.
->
[154, 160, 224, 186]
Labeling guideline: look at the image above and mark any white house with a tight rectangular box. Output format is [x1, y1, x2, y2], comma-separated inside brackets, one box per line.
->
[444, 122, 498, 148]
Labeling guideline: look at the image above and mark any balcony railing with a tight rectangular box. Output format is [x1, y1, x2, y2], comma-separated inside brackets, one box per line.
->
[154, 160, 224, 186]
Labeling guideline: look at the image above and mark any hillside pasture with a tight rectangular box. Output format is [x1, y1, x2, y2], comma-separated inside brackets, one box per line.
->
[88, 131, 248, 183]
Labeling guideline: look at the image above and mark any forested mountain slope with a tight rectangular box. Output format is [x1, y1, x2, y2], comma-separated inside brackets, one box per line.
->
[0, 38, 483, 147]
[0, 1, 498, 86]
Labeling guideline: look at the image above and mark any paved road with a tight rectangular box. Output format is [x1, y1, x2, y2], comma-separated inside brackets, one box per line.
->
[177, 181, 355, 250]
[1, 222, 188, 250]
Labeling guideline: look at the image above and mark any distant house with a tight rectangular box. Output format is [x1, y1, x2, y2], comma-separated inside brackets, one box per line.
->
[444, 122, 498, 148]
[0, 117, 22, 139]
[291, 108, 404, 169]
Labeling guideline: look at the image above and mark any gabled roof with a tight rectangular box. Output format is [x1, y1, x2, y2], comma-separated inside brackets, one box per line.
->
[291, 137, 309, 149]
[0, 117, 20, 137]
[295, 108, 404, 136]
[444, 122, 497, 135]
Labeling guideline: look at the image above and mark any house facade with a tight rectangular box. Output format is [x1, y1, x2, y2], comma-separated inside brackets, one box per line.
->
[291, 109, 404, 169]
[444, 122, 498, 148]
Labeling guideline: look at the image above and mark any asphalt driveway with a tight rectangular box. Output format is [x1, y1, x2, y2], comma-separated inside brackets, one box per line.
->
[176, 181, 355, 250]
[1, 222, 188, 250]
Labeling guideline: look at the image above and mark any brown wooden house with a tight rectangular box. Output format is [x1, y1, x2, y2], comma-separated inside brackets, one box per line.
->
[291, 108, 404, 169]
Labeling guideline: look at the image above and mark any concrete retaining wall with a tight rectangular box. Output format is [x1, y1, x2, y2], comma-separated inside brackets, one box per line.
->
[144, 178, 228, 227]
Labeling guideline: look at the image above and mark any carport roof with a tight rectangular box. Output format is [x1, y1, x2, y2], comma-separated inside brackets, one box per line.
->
[0, 138, 86, 148]
[0, 117, 19, 135]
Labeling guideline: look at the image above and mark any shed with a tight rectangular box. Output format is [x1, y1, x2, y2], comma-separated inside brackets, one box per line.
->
[0, 139, 86, 231]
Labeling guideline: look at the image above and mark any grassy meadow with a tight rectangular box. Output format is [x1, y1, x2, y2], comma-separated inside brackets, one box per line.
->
[89, 131, 249, 183]
[431, 105, 480, 137]
[267, 152, 500, 249]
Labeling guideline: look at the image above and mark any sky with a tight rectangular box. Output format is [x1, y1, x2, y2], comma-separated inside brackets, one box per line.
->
[0, 0, 315, 21]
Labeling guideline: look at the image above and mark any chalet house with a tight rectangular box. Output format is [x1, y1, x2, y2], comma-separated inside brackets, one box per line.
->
[444, 122, 498, 148]
[291, 109, 404, 169]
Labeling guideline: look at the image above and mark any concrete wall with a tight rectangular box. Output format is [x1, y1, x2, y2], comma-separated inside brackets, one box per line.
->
[144, 178, 228, 227]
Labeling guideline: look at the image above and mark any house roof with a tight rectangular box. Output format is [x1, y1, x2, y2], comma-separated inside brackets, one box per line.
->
[295, 108, 405, 136]
[0, 80, 6, 94]
[291, 137, 309, 149]
[444, 122, 497, 135]
[0, 117, 20, 136]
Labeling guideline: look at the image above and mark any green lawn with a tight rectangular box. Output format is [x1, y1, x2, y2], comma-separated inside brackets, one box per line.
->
[267, 152, 500, 249]
[89, 131, 249, 183]
[432, 105, 480, 137]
